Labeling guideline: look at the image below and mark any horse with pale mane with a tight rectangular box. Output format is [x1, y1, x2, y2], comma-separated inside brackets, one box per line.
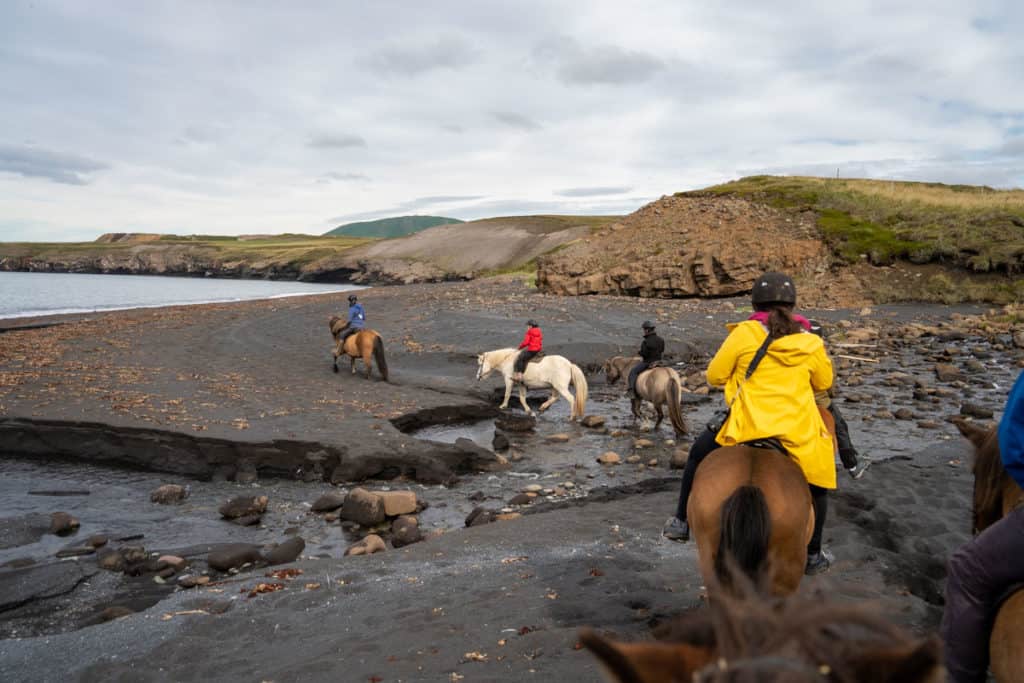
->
[476, 348, 587, 420]
[328, 315, 388, 381]
[604, 355, 688, 436]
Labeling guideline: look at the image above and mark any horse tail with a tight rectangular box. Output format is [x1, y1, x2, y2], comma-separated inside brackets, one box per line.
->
[373, 335, 389, 382]
[715, 485, 771, 589]
[569, 363, 588, 419]
[667, 374, 688, 436]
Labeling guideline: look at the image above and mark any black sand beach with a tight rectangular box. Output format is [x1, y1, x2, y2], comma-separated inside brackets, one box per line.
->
[0, 276, 1018, 681]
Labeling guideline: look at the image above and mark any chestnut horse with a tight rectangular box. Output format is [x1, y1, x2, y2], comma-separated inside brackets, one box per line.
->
[604, 356, 688, 436]
[688, 408, 837, 596]
[954, 420, 1024, 683]
[328, 316, 388, 381]
[581, 574, 943, 683]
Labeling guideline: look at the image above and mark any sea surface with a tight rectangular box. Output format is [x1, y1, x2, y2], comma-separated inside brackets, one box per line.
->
[0, 271, 361, 319]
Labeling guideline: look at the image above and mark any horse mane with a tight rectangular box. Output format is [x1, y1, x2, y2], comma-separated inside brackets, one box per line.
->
[649, 572, 941, 682]
[955, 419, 1007, 534]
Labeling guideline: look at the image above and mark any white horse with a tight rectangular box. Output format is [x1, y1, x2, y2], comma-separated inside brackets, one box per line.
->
[476, 348, 588, 420]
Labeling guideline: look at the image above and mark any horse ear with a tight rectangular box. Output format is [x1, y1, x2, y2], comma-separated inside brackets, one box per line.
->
[953, 418, 994, 450]
[847, 636, 943, 683]
[579, 629, 714, 683]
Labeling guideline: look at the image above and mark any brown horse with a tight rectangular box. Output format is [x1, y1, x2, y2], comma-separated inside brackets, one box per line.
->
[581, 574, 943, 683]
[688, 408, 838, 596]
[955, 419, 1024, 683]
[604, 356, 688, 436]
[329, 316, 388, 381]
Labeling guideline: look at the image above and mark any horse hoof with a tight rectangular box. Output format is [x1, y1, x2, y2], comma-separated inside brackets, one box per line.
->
[332, 365, 338, 374]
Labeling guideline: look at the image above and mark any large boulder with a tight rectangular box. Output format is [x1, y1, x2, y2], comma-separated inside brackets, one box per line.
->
[150, 484, 189, 505]
[219, 495, 268, 520]
[391, 516, 422, 548]
[263, 537, 305, 566]
[377, 491, 418, 517]
[311, 490, 347, 513]
[495, 414, 536, 432]
[340, 488, 386, 526]
[49, 512, 79, 536]
[207, 544, 263, 572]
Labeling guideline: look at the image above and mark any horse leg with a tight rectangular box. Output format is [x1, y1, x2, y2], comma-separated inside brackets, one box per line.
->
[539, 389, 558, 412]
[518, 384, 534, 416]
[554, 383, 576, 420]
[654, 403, 664, 430]
[631, 396, 642, 419]
[499, 377, 512, 410]
[363, 347, 373, 380]
[332, 343, 340, 373]
[350, 356, 357, 375]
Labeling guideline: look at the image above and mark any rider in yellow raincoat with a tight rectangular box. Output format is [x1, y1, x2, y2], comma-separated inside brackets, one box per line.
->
[709, 319, 835, 489]
[663, 272, 837, 575]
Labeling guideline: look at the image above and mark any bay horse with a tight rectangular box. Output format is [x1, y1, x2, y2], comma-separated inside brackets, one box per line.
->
[328, 316, 388, 381]
[604, 356, 688, 436]
[476, 348, 588, 420]
[954, 419, 1024, 683]
[581, 573, 943, 683]
[689, 408, 838, 596]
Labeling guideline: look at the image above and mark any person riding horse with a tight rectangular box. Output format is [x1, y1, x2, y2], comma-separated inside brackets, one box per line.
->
[628, 321, 664, 399]
[512, 319, 542, 383]
[942, 370, 1024, 683]
[663, 271, 837, 576]
[336, 294, 365, 344]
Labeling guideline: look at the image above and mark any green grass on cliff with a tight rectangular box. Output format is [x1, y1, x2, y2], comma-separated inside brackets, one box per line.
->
[683, 176, 1024, 272]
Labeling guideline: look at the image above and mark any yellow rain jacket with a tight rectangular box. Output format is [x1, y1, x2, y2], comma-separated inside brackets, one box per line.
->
[707, 320, 836, 489]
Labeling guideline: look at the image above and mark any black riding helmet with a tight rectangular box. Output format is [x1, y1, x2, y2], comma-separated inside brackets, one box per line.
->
[527, 319, 538, 327]
[751, 272, 796, 306]
[348, 294, 358, 303]
[642, 320, 655, 330]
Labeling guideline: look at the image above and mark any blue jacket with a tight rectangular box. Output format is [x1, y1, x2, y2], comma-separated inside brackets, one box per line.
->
[348, 302, 366, 329]
[999, 371, 1024, 489]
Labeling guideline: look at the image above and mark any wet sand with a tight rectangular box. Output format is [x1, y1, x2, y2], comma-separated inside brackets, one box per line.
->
[0, 276, 1017, 681]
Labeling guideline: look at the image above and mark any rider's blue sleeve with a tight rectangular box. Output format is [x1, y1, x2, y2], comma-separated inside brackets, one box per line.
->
[999, 371, 1024, 489]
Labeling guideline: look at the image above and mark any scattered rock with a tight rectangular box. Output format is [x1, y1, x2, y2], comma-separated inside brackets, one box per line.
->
[917, 420, 943, 430]
[873, 410, 894, 420]
[894, 408, 915, 420]
[87, 535, 108, 548]
[150, 484, 189, 505]
[391, 516, 422, 548]
[495, 512, 522, 521]
[546, 433, 571, 443]
[227, 514, 263, 527]
[340, 488, 386, 526]
[178, 574, 211, 589]
[581, 415, 606, 428]
[235, 466, 258, 485]
[56, 546, 96, 558]
[207, 544, 263, 572]
[598, 452, 621, 465]
[48, 512, 79, 536]
[671, 446, 689, 469]
[494, 414, 536, 432]
[96, 548, 126, 572]
[934, 363, 965, 383]
[344, 534, 386, 556]
[219, 495, 268, 520]
[960, 403, 994, 419]
[523, 484, 543, 493]
[633, 438, 655, 449]
[492, 432, 510, 452]
[263, 537, 305, 566]
[156, 555, 187, 572]
[377, 491, 418, 517]
[509, 493, 534, 506]
[311, 490, 347, 513]
[465, 507, 495, 527]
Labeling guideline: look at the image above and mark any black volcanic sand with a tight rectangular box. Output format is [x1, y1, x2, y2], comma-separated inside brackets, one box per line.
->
[0, 276, 1019, 681]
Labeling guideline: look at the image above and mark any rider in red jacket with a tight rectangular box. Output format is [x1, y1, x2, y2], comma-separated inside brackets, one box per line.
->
[513, 320, 542, 382]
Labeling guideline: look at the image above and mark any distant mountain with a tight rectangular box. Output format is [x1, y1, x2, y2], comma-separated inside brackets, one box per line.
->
[325, 215, 464, 239]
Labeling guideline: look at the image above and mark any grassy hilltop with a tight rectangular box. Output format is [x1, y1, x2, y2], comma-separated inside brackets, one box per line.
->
[324, 215, 464, 239]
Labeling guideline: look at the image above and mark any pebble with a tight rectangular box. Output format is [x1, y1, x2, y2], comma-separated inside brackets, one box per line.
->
[597, 452, 621, 465]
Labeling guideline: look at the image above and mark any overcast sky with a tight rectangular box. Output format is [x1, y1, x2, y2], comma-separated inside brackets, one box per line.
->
[1, 1, 1022, 241]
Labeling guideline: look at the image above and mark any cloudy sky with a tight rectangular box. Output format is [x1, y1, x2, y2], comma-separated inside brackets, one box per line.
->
[1, 1, 1022, 241]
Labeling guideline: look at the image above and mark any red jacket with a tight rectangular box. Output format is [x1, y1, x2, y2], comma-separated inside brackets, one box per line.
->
[519, 327, 542, 352]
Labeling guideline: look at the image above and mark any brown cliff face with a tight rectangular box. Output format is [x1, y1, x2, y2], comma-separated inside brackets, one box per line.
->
[536, 194, 860, 307]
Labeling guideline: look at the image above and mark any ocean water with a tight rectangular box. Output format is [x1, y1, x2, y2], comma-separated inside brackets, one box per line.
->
[0, 271, 361, 320]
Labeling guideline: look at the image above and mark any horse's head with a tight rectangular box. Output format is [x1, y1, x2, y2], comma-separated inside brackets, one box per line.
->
[604, 358, 622, 384]
[955, 418, 1007, 534]
[476, 353, 490, 381]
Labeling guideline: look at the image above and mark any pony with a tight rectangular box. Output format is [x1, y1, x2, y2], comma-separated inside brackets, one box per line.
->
[604, 356, 688, 436]
[328, 315, 388, 381]
[476, 348, 588, 420]
[689, 408, 838, 596]
[581, 572, 943, 683]
[954, 419, 1024, 683]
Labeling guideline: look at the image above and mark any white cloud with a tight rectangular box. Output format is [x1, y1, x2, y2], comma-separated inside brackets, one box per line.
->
[0, 1, 1021, 241]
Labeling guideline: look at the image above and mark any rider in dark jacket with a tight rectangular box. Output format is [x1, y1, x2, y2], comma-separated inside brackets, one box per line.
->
[628, 321, 664, 398]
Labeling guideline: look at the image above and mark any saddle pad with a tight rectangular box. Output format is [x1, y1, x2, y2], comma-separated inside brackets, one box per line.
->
[741, 438, 789, 455]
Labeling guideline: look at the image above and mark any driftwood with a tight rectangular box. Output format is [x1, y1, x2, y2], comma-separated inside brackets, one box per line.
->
[835, 353, 879, 363]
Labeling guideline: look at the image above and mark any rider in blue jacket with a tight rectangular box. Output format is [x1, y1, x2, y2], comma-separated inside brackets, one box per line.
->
[942, 370, 1024, 682]
[337, 294, 365, 342]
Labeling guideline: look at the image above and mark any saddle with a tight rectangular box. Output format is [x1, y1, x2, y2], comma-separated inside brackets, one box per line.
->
[527, 351, 545, 364]
[741, 438, 789, 455]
